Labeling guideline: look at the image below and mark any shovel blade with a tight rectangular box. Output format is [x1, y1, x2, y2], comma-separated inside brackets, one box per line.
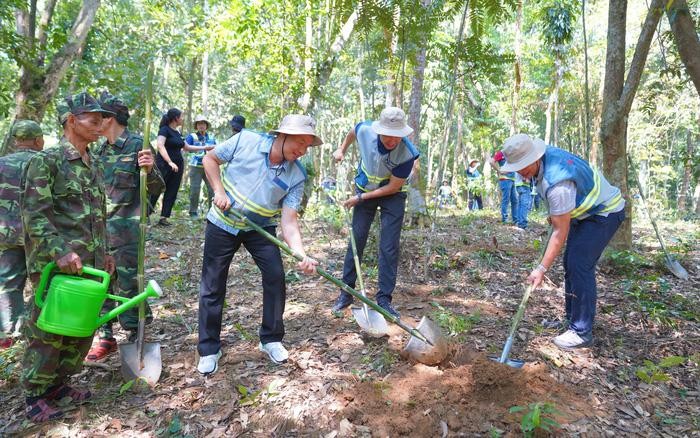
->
[119, 342, 162, 385]
[666, 257, 689, 280]
[402, 316, 449, 365]
[351, 306, 389, 337]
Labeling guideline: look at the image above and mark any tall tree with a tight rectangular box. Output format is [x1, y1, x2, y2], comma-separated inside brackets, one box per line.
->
[601, 0, 664, 248]
[665, 0, 700, 97]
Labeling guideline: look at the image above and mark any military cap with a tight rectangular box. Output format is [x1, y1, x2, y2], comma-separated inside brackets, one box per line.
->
[98, 90, 129, 120]
[11, 120, 43, 139]
[57, 91, 115, 124]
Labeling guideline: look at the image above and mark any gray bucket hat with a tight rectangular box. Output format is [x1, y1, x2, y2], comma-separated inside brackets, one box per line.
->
[371, 107, 413, 138]
[269, 114, 323, 146]
[193, 114, 210, 130]
[500, 133, 547, 173]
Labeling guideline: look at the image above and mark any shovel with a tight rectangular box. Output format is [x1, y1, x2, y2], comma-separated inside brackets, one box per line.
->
[332, 195, 388, 337]
[628, 157, 689, 280]
[223, 203, 448, 365]
[493, 229, 552, 368]
[120, 63, 162, 384]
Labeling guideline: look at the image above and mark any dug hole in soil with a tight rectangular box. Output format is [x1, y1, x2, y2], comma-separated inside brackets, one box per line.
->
[340, 346, 592, 436]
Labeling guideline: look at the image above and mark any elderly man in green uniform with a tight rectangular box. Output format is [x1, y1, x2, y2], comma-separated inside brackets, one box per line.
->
[20, 92, 116, 422]
[0, 121, 44, 348]
[85, 91, 164, 361]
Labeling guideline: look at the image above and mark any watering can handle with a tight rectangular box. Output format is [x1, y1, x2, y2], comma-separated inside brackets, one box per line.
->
[34, 262, 112, 309]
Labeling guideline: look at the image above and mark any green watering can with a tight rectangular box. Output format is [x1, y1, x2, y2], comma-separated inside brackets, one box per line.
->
[35, 262, 162, 338]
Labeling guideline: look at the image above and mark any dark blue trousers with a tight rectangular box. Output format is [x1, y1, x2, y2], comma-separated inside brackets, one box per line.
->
[198, 221, 285, 356]
[563, 210, 625, 335]
[499, 179, 517, 223]
[341, 192, 407, 304]
[515, 185, 531, 228]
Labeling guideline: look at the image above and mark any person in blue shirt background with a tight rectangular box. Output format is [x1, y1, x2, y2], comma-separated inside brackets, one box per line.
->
[185, 115, 217, 217]
[330, 107, 419, 318]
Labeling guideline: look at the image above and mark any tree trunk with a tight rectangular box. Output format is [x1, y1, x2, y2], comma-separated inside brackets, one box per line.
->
[678, 128, 693, 211]
[544, 87, 555, 144]
[666, 0, 700, 97]
[600, 0, 664, 250]
[582, 0, 592, 160]
[553, 53, 561, 146]
[301, 0, 313, 111]
[184, 58, 197, 136]
[510, 0, 523, 135]
[13, 0, 101, 121]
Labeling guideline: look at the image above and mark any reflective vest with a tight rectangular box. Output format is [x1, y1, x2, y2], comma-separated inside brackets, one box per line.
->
[515, 173, 530, 188]
[497, 158, 516, 181]
[539, 147, 624, 219]
[353, 122, 418, 192]
[209, 131, 307, 231]
[187, 132, 216, 167]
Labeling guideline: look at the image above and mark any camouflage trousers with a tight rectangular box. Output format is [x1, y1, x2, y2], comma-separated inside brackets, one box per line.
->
[21, 302, 93, 397]
[0, 245, 27, 336]
[98, 243, 152, 339]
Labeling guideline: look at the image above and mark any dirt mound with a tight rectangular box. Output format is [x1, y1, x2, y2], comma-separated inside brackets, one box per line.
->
[338, 347, 594, 436]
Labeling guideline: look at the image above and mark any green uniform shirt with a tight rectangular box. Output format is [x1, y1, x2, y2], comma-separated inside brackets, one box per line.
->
[22, 138, 108, 276]
[95, 129, 164, 250]
[0, 149, 39, 247]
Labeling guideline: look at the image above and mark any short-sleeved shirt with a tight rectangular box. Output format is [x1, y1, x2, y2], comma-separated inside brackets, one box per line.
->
[206, 131, 306, 235]
[355, 122, 416, 179]
[158, 125, 185, 164]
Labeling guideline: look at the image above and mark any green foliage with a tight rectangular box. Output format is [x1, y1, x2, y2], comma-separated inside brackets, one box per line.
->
[509, 401, 562, 437]
[0, 339, 22, 381]
[430, 302, 481, 337]
[606, 250, 654, 276]
[636, 355, 687, 385]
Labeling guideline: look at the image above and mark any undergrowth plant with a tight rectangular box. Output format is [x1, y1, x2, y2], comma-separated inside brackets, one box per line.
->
[430, 302, 481, 338]
[636, 355, 687, 384]
[509, 401, 561, 437]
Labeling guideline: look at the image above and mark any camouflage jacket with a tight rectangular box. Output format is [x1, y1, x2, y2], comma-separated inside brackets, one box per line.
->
[95, 129, 164, 250]
[0, 149, 39, 247]
[22, 138, 108, 276]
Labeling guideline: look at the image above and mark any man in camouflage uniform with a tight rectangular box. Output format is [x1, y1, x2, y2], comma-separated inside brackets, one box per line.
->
[21, 92, 116, 422]
[86, 91, 164, 361]
[0, 121, 44, 348]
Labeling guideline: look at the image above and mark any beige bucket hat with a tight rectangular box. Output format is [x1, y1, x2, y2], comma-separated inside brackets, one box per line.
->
[193, 114, 210, 130]
[269, 114, 323, 146]
[371, 107, 414, 138]
[500, 133, 547, 173]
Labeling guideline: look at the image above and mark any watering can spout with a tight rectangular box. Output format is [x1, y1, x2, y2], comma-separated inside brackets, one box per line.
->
[96, 280, 162, 328]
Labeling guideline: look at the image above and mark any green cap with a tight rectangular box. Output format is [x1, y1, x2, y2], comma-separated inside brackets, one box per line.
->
[98, 90, 129, 120]
[11, 120, 43, 140]
[56, 92, 115, 124]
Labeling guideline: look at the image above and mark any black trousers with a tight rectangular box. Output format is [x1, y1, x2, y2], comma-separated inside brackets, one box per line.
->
[198, 221, 286, 356]
[149, 156, 183, 218]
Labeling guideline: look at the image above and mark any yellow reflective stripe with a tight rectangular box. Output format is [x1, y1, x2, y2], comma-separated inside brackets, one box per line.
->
[570, 169, 601, 219]
[360, 162, 390, 184]
[356, 182, 408, 192]
[211, 206, 247, 229]
[599, 193, 623, 213]
[222, 179, 279, 217]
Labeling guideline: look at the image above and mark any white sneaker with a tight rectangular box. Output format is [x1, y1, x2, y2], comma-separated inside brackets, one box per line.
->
[259, 342, 288, 364]
[197, 350, 222, 375]
[553, 330, 593, 350]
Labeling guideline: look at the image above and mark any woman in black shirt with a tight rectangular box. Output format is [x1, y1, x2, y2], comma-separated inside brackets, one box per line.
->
[150, 108, 185, 226]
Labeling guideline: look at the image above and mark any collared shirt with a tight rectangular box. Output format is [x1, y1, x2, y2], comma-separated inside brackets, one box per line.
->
[96, 129, 164, 249]
[206, 131, 305, 235]
[22, 138, 108, 276]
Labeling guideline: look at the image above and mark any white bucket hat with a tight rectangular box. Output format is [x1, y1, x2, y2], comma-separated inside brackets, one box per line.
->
[193, 114, 210, 130]
[269, 114, 324, 146]
[500, 133, 547, 173]
[371, 107, 414, 138]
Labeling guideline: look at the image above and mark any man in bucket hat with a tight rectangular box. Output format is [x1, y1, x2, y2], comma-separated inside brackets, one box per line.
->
[185, 114, 217, 217]
[331, 107, 420, 318]
[196, 114, 321, 374]
[500, 133, 625, 350]
[20, 92, 116, 422]
[0, 120, 45, 349]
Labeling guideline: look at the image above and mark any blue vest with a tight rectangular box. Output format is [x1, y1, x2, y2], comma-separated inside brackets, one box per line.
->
[498, 158, 516, 181]
[207, 131, 307, 232]
[354, 122, 418, 192]
[540, 147, 623, 219]
[187, 132, 216, 167]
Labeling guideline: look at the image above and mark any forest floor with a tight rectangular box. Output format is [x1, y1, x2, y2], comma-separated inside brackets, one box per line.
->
[1, 202, 698, 437]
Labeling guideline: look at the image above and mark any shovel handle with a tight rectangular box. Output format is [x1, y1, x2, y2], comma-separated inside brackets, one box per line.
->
[223, 202, 433, 345]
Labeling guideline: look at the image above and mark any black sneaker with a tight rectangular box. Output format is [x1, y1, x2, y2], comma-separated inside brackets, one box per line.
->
[157, 218, 172, 227]
[332, 293, 354, 313]
[377, 301, 400, 318]
[541, 319, 564, 330]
